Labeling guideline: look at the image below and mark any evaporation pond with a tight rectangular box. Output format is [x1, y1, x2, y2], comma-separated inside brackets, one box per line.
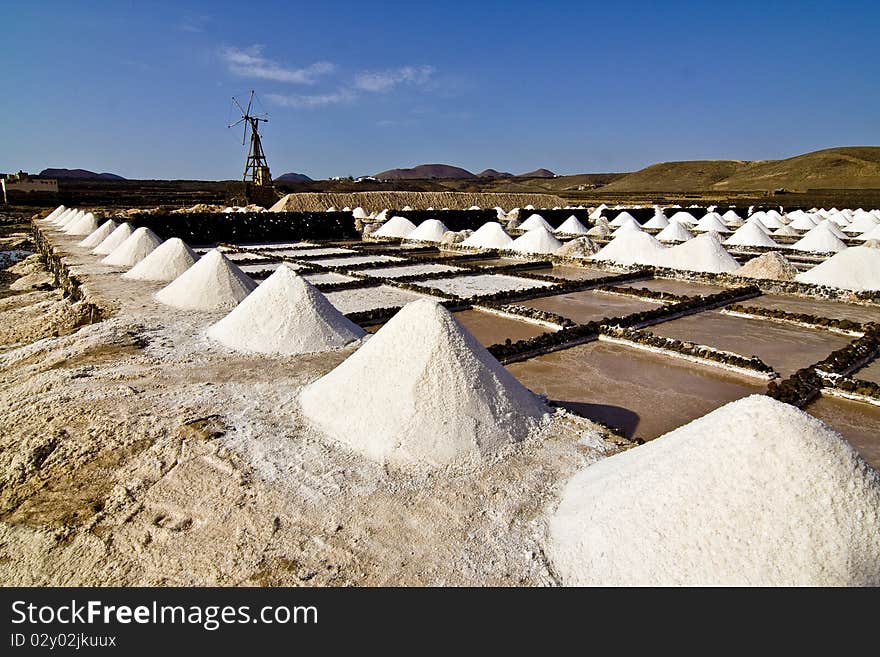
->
[806, 395, 880, 469]
[521, 290, 660, 324]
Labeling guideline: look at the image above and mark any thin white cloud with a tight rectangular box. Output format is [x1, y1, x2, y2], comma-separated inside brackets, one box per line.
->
[266, 89, 356, 108]
[354, 66, 435, 92]
[220, 45, 334, 84]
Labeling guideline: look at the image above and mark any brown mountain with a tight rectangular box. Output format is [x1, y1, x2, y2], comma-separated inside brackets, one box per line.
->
[275, 172, 313, 182]
[40, 168, 125, 180]
[478, 169, 514, 178]
[375, 164, 476, 180]
[519, 168, 556, 178]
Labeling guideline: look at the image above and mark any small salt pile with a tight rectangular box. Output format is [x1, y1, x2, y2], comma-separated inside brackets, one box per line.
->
[51, 208, 74, 226]
[554, 216, 589, 235]
[609, 211, 637, 227]
[92, 223, 134, 255]
[155, 249, 256, 311]
[58, 209, 83, 228]
[299, 299, 547, 468]
[722, 209, 741, 224]
[655, 221, 693, 243]
[724, 221, 779, 248]
[844, 213, 880, 234]
[461, 222, 513, 249]
[668, 211, 697, 225]
[79, 219, 118, 248]
[591, 231, 667, 267]
[695, 212, 731, 233]
[736, 252, 798, 280]
[759, 213, 786, 229]
[610, 216, 642, 236]
[857, 224, 880, 241]
[548, 395, 880, 586]
[43, 205, 66, 223]
[772, 224, 800, 237]
[509, 226, 563, 254]
[63, 211, 100, 236]
[818, 219, 848, 239]
[642, 212, 669, 230]
[352, 207, 368, 219]
[554, 236, 599, 258]
[790, 223, 848, 253]
[373, 215, 416, 238]
[662, 233, 739, 273]
[520, 213, 554, 231]
[122, 238, 198, 282]
[207, 264, 365, 355]
[407, 219, 449, 242]
[101, 227, 163, 267]
[796, 245, 880, 291]
[789, 213, 819, 230]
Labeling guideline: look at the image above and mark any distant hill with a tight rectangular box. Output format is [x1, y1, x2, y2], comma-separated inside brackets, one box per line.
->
[478, 169, 514, 178]
[275, 172, 313, 182]
[602, 147, 880, 192]
[519, 168, 556, 178]
[376, 164, 476, 180]
[40, 168, 125, 180]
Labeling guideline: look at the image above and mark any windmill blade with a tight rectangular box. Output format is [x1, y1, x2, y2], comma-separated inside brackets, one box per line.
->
[242, 120, 248, 146]
[245, 90, 254, 117]
[228, 117, 245, 129]
[231, 95, 246, 117]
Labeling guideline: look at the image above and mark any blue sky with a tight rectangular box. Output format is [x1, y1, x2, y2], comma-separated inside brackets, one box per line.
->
[2, 0, 878, 180]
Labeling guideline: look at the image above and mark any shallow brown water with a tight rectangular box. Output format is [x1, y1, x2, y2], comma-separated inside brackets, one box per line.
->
[452, 309, 550, 346]
[529, 265, 613, 281]
[745, 294, 880, 325]
[461, 257, 523, 268]
[853, 358, 880, 384]
[652, 310, 852, 377]
[522, 290, 659, 324]
[620, 278, 730, 297]
[507, 341, 765, 441]
[806, 395, 880, 469]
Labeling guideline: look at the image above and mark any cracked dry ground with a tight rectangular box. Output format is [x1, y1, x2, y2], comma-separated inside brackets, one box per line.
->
[0, 254, 620, 586]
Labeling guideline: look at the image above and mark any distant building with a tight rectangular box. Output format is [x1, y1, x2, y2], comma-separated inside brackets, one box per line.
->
[1, 171, 58, 204]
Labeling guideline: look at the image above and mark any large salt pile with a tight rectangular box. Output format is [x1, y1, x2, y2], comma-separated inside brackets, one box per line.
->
[790, 223, 848, 253]
[461, 222, 513, 249]
[64, 211, 100, 236]
[609, 211, 637, 228]
[407, 219, 449, 242]
[207, 264, 365, 355]
[79, 219, 118, 248]
[509, 226, 563, 254]
[723, 221, 779, 248]
[610, 216, 642, 236]
[844, 213, 880, 234]
[373, 215, 416, 238]
[642, 212, 669, 230]
[554, 215, 589, 235]
[101, 227, 163, 267]
[796, 245, 880, 291]
[555, 236, 599, 258]
[818, 219, 848, 239]
[655, 221, 693, 243]
[736, 252, 798, 280]
[591, 231, 667, 267]
[759, 212, 786, 229]
[92, 223, 134, 255]
[123, 238, 198, 282]
[548, 395, 880, 586]
[155, 249, 257, 311]
[857, 224, 880, 241]
[695, 212, 730, 233]
[520, 213, 554, 231]
[299, 299, 548, 468]
[662, 233, 739, 273]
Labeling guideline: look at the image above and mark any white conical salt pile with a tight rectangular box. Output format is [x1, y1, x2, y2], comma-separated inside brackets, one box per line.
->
[155, 249, 257, 311]
[796, 246, 880, 291]
[122, 238, 198, 282]
[760, 212, 786, 229]
[772, 224, 800, 237]
[92, 222, 134, 255]
[789, 213, 819, 230]
[554, 215, 589, 235]
[373, 215, 416, 238]
[668, 211, 697, 226]
[844, 213, 880, 234]
[548, 395, 880, 586]
[352, 207, 368, 219]
[79, 219, 118, 248]
[461, 222, 513, 249]
[611, 216, 642, 236]
[694, 212, 731, 233]
[585, 222, 611, 238]
[407, 219, 449, 242]
[827, 212, 850, 227]
[662, 233, 739, 273]
[721, 209, 741, 224]
[588, 204, 607, 220]
[723, 221, 779, 248]
[746, 216, 771, 234]
[508, 226, 564, 254]
[51, 208, 74, 226]
[207, 264, 365, 355]
[64, 211, 100, 236]
[43, 205, 66, 222]
[642, 212, 669, 230]
[655, 221, 694, 243]
[520, 213, 554, 231]
[554, 236, 599, 258]
[299, 299, 548, 468]
[58, 209, 83, 228]
[736, 252, 799, 280]
[817, 219, 848, 239]
[857, 224, 880, 241]
[790, 223, 848, 253]
[591, 231, 667, 267]
[374, 209, 389, 222]
[609, 211, 637, 227]
[101, 227, 163, 267]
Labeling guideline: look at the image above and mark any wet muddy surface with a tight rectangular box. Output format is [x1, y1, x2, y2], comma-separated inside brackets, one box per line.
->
[452, 309, 550, 346]
[620, 278, 731, 297]
[745, 294, 880, 325]
[652, 309, 852, 377]
[806, 395, 880, 469]
[529, 265, 614, 281]
[853, 358, 880, 384]
[521, 290, 659, 324]
[507, 341, 765, 441]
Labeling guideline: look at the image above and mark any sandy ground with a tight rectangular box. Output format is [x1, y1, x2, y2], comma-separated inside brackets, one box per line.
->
[0, 223, 625, 586]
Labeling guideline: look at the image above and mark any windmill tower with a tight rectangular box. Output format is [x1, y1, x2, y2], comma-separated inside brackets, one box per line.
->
[229, 91, 272, 186]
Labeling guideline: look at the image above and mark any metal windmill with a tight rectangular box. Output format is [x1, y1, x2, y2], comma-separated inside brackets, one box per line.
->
[229, 90, 272, 185]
